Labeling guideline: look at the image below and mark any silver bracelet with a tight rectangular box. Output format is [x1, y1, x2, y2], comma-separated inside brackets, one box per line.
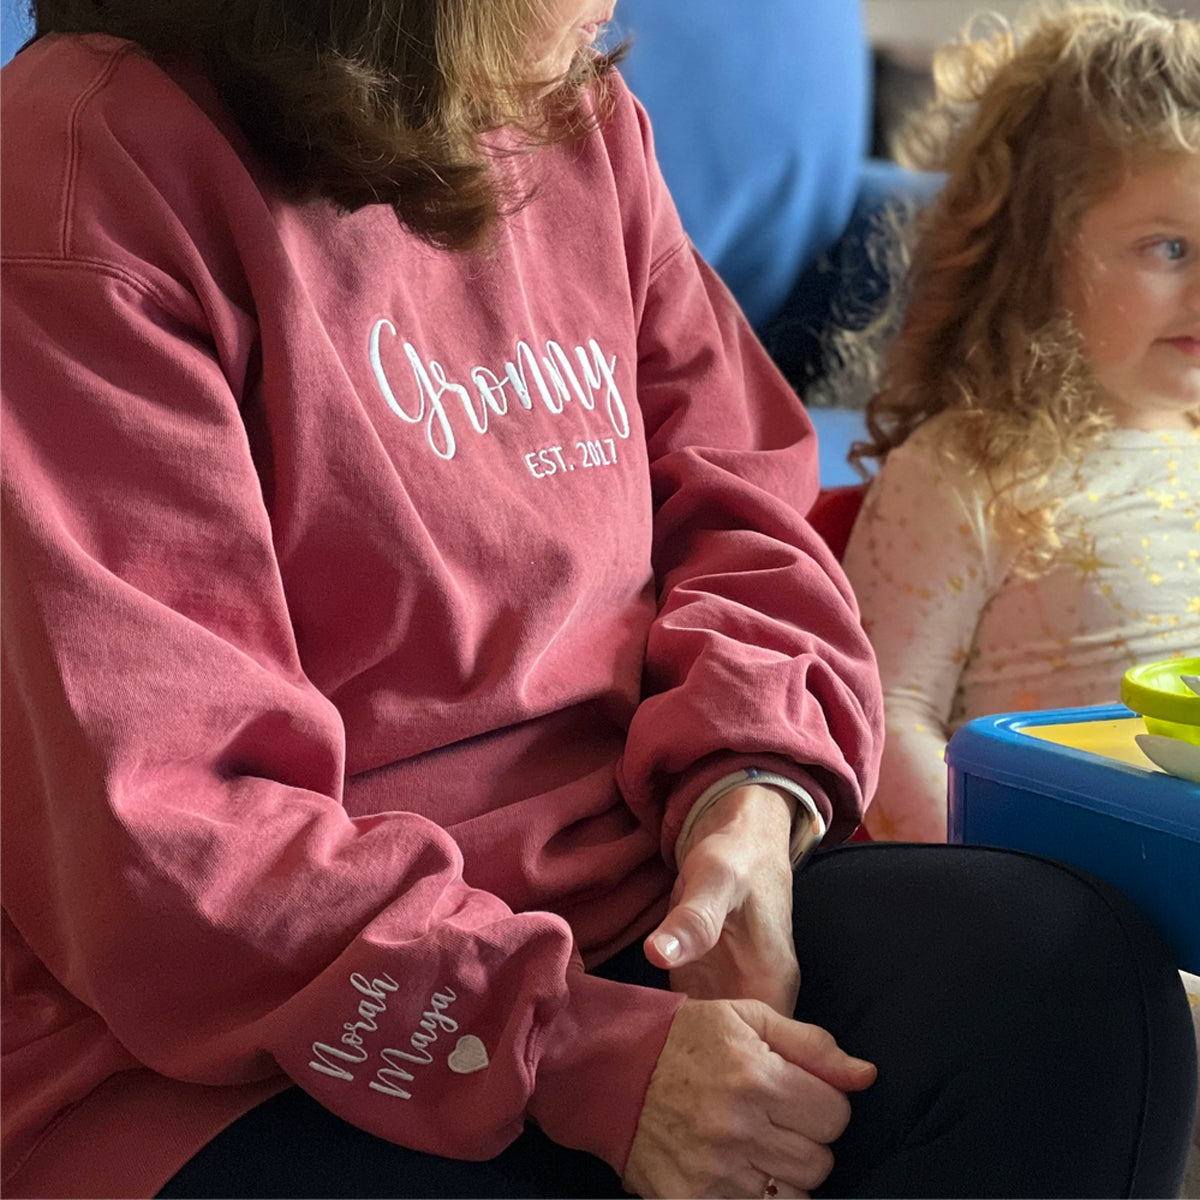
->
[674, 767, 827, 868]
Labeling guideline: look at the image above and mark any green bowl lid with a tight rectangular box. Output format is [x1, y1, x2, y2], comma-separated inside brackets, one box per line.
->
[1121, 656, 1200, 727]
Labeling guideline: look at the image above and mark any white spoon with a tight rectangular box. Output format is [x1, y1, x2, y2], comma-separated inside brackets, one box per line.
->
[1181, 674, 1200, 698]
[1135, 733, 1200, 784]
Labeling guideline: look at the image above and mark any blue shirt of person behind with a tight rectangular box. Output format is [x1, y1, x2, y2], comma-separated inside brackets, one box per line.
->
[2, 0, 33, 66]
[611, 1, 871, 331]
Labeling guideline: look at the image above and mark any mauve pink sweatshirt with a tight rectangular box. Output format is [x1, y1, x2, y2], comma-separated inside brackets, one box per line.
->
[0, 34, 882, 1199]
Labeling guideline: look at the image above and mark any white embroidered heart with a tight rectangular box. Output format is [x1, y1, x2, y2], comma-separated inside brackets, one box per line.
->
[447, 1034, 489, 1075]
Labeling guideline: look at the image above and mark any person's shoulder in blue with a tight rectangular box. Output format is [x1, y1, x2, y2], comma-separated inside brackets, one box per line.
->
[612, 1, 870, 333]
[1, 0, 35, 66]
[613, 1, 943, 417]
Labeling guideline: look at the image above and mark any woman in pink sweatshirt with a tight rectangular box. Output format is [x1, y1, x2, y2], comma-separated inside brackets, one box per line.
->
[1, 1, 1195, 1197]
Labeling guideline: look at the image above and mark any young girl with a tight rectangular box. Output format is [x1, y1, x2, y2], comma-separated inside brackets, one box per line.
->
[841, 0, 1200, 844]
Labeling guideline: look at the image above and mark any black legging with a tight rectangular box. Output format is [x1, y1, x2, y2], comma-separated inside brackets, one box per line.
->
[158, 844, 1198, 1199]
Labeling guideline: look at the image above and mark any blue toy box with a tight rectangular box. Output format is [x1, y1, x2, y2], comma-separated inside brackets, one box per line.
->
[947, 704, 1200, 974]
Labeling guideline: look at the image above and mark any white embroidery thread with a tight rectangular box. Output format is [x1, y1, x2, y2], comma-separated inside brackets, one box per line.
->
[369, 988, 460, 1099]
[369, 322, 630, 461]
[309, 977, 465, 1103]
[308, 972, 399, 1082]
[447, 1035, 490, 1075]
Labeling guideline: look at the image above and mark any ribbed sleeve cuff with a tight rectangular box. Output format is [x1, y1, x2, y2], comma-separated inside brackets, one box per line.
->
[526, 967, 684, 1175]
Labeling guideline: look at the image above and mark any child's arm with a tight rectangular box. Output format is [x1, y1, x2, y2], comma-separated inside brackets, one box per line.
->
[841, 433, 999, 842]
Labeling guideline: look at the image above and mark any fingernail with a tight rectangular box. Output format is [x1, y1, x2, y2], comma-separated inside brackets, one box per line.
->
[849, 1056, 875, 1070]
[654, 934, 681, 962]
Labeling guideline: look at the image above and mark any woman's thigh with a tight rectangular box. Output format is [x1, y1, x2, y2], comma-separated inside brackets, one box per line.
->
[156, 1085, 627, 1199]
[793, 843, 1197, 1199]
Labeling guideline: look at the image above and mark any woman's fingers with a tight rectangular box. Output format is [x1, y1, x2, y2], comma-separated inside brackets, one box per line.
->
[624, 999, 874, 1199]
[645, 818, 799, 1008]
[759, 1177, 814, 1199]
[747, 1001, 878, 1094]
[646, 785, 803, 1011]
[665, 873, 799, 1013]
[645, 853, 739, 968]
[751, 1128, 835, 1193]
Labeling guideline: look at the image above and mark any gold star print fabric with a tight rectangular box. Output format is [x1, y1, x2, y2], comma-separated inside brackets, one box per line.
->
[841, 418, 1200, 843]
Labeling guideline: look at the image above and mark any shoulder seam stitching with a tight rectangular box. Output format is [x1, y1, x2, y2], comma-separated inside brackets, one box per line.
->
[60, 42, 139, 259]
[647, 236, 689, 284]
[1, 253, 199, 326]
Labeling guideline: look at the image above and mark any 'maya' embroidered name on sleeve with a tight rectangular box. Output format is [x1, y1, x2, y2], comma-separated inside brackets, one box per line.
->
[368, 323, 631, 462]
[309, 973, 483, 1100]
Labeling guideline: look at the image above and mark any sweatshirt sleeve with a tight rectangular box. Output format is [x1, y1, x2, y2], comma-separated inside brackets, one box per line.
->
[0, 258, 682, 1175]
[839, 434, 999, 842]
[609, 91, 884, 852]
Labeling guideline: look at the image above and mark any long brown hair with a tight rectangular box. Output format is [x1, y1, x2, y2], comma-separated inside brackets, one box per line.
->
[32, 0, 622, 249]
[849, 0, 1200, 543]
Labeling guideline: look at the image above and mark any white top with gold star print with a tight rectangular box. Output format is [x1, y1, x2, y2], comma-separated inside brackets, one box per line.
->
[841, 418, 1200, 843]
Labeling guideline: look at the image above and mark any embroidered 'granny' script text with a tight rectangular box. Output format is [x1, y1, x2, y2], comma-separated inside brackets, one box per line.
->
[309, 973, 460, 1099]
[369, 323, 631, 461]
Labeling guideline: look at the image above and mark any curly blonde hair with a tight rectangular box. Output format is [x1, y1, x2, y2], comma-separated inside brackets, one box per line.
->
[32, 0, 623, 250]
[850, 0, 1200, 546]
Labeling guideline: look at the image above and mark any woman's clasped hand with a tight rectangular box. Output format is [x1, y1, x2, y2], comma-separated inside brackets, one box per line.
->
[625, 999, 875, 1199]
[627, 784, 877, 1198]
